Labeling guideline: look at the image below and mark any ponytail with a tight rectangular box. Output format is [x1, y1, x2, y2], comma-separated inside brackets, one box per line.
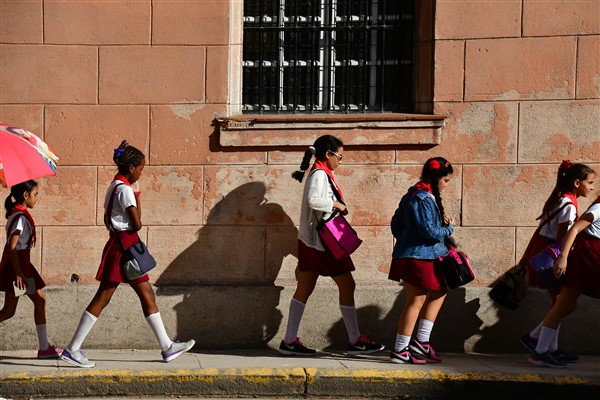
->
[421, 157, 453, 223]
[5, 180, 38, 219]
[291, 135, 344, 183]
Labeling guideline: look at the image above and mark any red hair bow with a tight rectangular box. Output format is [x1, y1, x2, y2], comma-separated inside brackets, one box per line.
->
[429, 159, 441, 170]
[559, 160, 573, 171]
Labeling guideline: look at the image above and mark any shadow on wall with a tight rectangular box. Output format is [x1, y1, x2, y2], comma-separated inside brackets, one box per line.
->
[325, 286, 483, 353]
[155, 182, 298, 349]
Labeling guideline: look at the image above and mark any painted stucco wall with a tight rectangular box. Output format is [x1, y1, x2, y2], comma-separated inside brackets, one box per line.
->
[0, 0, 598, 353]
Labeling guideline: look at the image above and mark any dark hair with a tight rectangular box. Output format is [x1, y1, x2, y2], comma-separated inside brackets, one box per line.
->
[421, 157, 454, 223]
[291, 135, 344, 182]
[5, 180, 38, 219]
[540, 161, 596, 218]
[113, 140, 145, 175]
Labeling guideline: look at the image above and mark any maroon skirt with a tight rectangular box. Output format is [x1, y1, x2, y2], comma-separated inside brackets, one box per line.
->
[388, 257, 445, 291]
[0, 248, 45, 293]
[525, 234, 555, 288]
[297, 239, 355, 277]
[563, 233, 600, 298]
[96, 231, 149, 284]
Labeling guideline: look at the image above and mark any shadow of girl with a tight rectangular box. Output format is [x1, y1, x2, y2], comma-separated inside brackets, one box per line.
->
[155, 182, 298, 348]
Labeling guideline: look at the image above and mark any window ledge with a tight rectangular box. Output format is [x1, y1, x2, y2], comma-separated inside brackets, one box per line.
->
[216, 113, 447, 147]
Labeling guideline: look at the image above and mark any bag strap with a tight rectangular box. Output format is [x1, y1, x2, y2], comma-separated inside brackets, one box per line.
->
[309, 169, 343, 229]
[104, 183, 124, 232]
[517, 201, 574, 267]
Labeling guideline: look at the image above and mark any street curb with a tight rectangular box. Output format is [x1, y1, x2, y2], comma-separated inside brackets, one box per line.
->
[3, 367, 599, 399]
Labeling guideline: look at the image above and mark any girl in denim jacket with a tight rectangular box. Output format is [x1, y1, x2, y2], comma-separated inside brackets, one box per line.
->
[388, 157, 454, 364]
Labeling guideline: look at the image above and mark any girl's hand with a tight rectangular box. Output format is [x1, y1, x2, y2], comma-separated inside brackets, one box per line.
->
[15, 274, 26, 290]
[553, 254, 568, 278]
[444, 215, 454, 225]
[333, 201, 348, 215]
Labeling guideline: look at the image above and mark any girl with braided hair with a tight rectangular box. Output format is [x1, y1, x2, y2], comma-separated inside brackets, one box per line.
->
[278, 135, 384, 356]
[60, 141, 194, 368]
[388, 157, 454, 364]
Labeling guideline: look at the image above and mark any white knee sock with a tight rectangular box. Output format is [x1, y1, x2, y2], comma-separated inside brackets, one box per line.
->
[36, 324, 50, 350]
[549, 323, 561, 352]
[284, 298, 306, 344]
[67, 311, 97, 352]
[340, 304, 360, 344]
[145, 312, 172, 352]
[529, 322, 543, 339]
[535, 326, 557, 354]
[415, 319, 434, 343]
[394, 333, 411, 353]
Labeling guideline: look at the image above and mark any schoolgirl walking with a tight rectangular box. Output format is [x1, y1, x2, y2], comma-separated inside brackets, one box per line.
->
[60, 141, 194, 368]
[278, 135, 384, 356]
[388, 157, 454, 364]
[519, 162, 596, 363]
[0, 180, 61, 358]
[528, 189, 599, 369]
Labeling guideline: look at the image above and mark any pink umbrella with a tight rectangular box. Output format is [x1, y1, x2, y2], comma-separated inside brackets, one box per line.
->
[0, 122, 59, 187]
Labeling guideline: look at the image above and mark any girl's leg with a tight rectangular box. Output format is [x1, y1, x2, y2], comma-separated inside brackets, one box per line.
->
[394, 283, 427, 352]
[332, 272, 360, 343]
[28, 290, 53, 352]
[0, 291, 19, 323]
[66, 281, 119, 352]
[534, 287, 580, 355]
[131, 281, 170, 352]
[416, 289, 447, 341]
[283, 271, 319, 344]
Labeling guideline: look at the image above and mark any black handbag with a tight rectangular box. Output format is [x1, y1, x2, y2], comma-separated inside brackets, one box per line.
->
[441, 247, 474, 289]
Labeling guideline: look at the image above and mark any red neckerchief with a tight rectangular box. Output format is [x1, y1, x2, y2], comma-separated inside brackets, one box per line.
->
[413, 181, 432, 193]
[563, 192, 578, 213]
[311, 160, 344, 201]
[114, 174, 131, 186]
[12, 204, 36, 246]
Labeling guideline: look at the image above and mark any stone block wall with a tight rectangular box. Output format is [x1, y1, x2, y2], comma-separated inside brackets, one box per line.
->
[0, 0, 598, 352]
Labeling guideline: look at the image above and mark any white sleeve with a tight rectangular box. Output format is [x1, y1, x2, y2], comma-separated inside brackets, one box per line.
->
[306, 170, 335, 212]
[556, 203, 577, 224]
[116, 185, 137, 211]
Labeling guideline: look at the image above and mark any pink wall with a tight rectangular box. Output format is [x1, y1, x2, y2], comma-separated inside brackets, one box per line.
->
[1, 0, 599, 289]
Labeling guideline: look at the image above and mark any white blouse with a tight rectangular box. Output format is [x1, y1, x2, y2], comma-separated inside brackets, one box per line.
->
[297, 169, 337, 251]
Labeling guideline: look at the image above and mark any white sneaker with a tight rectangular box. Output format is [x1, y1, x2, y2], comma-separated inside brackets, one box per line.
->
[60, 348, 96, 368]
[162, 339, 195, 362]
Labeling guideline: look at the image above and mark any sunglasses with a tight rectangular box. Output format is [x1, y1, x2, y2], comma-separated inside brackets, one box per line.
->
[329, 151, 343, 161]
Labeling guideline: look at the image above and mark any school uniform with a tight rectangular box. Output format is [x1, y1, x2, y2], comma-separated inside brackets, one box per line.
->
[0, 208, 45, 293]
[389, 184, 454, 291]
[297, 168, 355, 277]
[526, 196, 577, 288]
[563, 199, 600, 298]
[96, 179, 149, 284]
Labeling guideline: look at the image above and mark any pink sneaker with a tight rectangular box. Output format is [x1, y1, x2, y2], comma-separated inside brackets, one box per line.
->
[409, 339, 442, 363]
[37, 345, 62, 359]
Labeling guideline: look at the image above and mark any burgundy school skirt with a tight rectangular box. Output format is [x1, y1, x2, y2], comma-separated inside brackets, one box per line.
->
[0, 249, 45, 293]
[388, 257, 445, 291]
[563, 233, 600, 298]
[525, 234, 555, 288]
[298, 239, 355, 277]
[96, 231, 149, 284]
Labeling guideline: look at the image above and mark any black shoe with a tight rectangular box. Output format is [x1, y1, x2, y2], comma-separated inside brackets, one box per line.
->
[278, 337, 316, 356]
[347, 334, 385, 355]
[552, 349, 579, 363]
[520, 333, 537, 354]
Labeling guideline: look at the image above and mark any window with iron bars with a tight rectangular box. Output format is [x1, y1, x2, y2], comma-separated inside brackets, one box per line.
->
[243, 0, 415, 114]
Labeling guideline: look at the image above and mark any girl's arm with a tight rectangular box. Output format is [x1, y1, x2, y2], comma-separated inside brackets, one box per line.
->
[411, 197, 453, 242]
[553, 213, 593, 278]
[7, 232, 26, 290]
[306, 171, 337, 213]
[126, 203, 142, 231]
[555, 221, 570, 242]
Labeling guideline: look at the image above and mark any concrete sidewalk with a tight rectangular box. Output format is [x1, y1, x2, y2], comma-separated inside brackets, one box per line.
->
[1, 349, 599, 399]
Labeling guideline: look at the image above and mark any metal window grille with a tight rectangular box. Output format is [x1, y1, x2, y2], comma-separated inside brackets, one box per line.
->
[243, 0, 415, 114]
